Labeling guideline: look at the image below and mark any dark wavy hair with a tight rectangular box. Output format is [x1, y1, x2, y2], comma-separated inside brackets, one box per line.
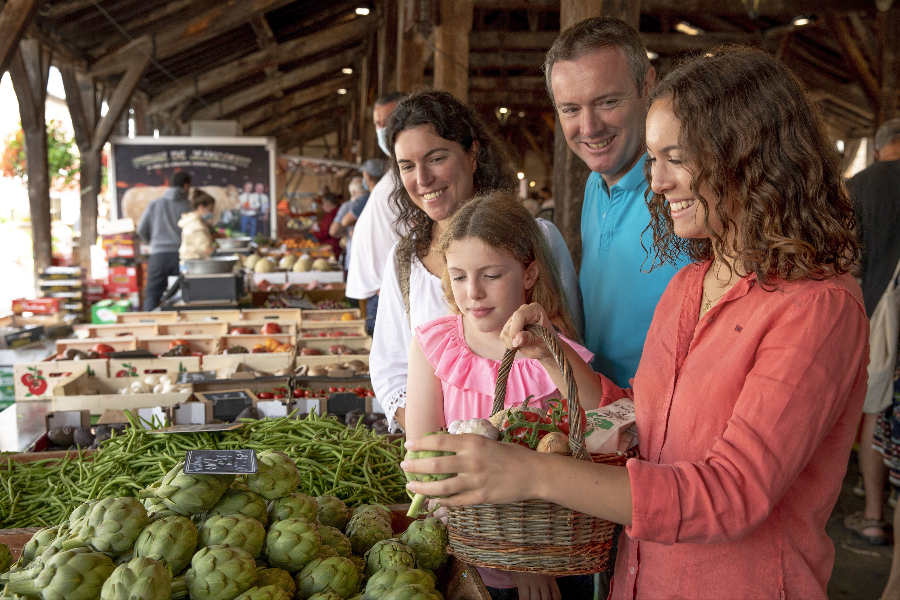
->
[437, 191, 578, 341]
[644, 46, 860, 284]
[385, 89, 516, 260]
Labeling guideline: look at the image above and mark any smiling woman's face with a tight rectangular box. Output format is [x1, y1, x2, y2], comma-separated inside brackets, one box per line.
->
[394, 124, 477, 224]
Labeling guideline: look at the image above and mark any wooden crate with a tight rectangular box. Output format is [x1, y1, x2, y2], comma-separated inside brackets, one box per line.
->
[240, 308, 302, 322]
[157, 322, 229, 337]
[201, 353, 295, 374]
[136, 335, 218, 356]
[296, 336, 371, 356]
[73, 323, 158, 339]
[56, 337, 138, 355]
[228, 321, 299, 338]
[177, 309, 241, 322]
[217, 334, 294, 354]
[108, 357, 201, 378]
[116, 312, 178, 324]
[301, 308, 362, 322]
[52, 373, 193, 415]
[13, 359, 108, 401]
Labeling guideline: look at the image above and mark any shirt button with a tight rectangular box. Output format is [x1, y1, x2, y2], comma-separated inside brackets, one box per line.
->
[630, 567, 635, 574]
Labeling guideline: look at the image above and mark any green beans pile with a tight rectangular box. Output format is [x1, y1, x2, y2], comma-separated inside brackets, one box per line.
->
[0, 411, 407, 529]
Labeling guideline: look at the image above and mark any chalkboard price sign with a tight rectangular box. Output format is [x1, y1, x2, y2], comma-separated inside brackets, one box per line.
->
[177, 371, 219, 384]
[195, 389, 255, 421]
[184, 449, 258, 475]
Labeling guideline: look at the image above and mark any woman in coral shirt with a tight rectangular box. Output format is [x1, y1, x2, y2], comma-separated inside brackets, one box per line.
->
[403, 48, 868, 600]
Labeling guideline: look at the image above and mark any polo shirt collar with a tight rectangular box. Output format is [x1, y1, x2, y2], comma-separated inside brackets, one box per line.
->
[598, 152, 648, 196]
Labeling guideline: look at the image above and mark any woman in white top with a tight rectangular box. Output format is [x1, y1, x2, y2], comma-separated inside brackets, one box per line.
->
[370, 89, 583, 433]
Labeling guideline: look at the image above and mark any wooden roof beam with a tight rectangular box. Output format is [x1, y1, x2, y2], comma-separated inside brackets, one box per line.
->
[278, 118, 346, 151]
[471, 0, 871, 17]
[824, 14, 880, 108]
[0, 0, 42, 75]
[88, 35, 152, 79]
[146, 15, 372, 114]
[247, 94, 353, 137]
[237, 74, 355, 130]
[190, 47, 359, 121]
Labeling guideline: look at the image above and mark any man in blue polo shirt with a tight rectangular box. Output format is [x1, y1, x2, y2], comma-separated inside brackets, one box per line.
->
[545, 17, 687, 387]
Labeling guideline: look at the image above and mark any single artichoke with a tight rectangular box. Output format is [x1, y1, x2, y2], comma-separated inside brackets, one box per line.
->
[3, 550, 116, 600]
[0, 542, 11, 573]
[295, 556, 360, 600]
[100, 556, 171, 600]
[247, 451, 301, 500]
[403, 432, 455, 518]
[345, 514, 392, 556]
[14, 526, 63, 571]
[253, 567, 296, 597]
[318, 526, 352, 557]
[381, 584, 443, 600]
[316, 496, 350, 530]
[139, 461, 234, 516]
[133, 515, 198, 574]
[183, 544, 256, 600]
[268, 493, 319, 524]
[353, 505, 391, 524]
[363, 566, 436, 600]
[62, 496, 149, 557]
[67, 501, 99, 529]
[234, 585, 291, 600]
[209, 487, 269, 527]
[398, 518, 448, 570]
[364, 540, 417, 579]
[198, 514, 266, 558]
[263, 518, 321, 573]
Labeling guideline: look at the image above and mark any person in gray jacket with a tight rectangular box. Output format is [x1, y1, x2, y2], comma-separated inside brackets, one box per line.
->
[138, 172, 192, 310]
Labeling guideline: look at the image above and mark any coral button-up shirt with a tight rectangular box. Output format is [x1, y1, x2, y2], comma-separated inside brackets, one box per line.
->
[601, 261, 869, 600]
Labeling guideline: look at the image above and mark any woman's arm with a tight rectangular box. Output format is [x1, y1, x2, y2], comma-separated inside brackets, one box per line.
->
[404, 337, 446, 441]
[369, 244, 413, 432]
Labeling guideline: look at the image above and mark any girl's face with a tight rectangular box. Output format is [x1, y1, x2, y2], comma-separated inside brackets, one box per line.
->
[445, 238, 538, 335]
[394, 125, 477, 224]
[646, 98, 722, 240]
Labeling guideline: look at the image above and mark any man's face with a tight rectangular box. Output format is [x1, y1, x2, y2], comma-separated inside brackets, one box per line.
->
[551, 47, 655, 186]
[875, 140, 900, 162]
[373, 102, 397, 129]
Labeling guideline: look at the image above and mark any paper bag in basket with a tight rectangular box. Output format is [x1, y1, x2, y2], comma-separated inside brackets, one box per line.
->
[584, 398, 638, 454]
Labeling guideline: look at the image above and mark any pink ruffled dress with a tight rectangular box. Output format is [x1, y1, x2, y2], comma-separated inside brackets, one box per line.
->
[415, 314, 594, 589]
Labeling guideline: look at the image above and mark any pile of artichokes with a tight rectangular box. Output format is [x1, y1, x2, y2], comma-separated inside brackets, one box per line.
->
[0, 451, 450, 600]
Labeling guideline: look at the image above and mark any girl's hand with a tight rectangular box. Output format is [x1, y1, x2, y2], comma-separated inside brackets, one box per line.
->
[425, 498, 448, 525]
[402, 433, 543, 507]
[509, 572, 561, 600]
[501, 303, 558, 360]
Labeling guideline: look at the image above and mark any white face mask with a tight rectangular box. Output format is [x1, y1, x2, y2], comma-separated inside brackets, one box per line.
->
[376, 127, 391, 157]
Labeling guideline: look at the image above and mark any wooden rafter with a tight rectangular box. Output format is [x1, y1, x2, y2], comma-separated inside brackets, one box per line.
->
[0, 0, 43, 75]
[237, 74, 356, 130]
[247, 94, 353, 137]
[825, 14, 880, 107]
[146, 15, 373, 115]
[190, 46, 359, 121]
[472, 0, 871, 16]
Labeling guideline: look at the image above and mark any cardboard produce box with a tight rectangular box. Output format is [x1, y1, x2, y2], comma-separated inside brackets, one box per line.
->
[74, 322, 159, 339]
[11, 298, 60, 315]
[116, 311, 179, 324]
[178, 309, 241, 322]
[14, 359, 107, 401]
[91, 299, 133, 324]
[52, 372, 193, 415]
[56, 337, 138, 356]
[240, 308, 302, 322]
[157, 322, 229, 337]
[136, 335, 218, 357]
[108, 357, 201, 378]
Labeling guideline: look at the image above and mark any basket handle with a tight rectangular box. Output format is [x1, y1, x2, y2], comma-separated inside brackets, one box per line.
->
[491, 324, 591, 461]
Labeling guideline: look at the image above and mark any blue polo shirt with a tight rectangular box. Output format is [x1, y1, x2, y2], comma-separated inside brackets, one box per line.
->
[580, 155, 688, 386]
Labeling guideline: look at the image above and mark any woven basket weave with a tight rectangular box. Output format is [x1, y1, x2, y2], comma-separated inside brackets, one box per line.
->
[446, 324, 632, 575]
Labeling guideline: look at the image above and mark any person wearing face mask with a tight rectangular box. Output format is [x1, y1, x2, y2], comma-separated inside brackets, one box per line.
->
[346, 93, 407, 335]
[178, 190, 217, 261]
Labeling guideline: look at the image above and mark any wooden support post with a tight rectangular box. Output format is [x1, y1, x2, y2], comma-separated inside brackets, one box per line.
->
[9, 39, 52, 277]
[378, 0, 399, 96]
[61, 45, 151, 269]
[0, 0, 43, 76]
[433, 0, 473, 102]
[877, 6, 900, 124]
[398, 5, 426, 92]
[359, 44, 373, 162]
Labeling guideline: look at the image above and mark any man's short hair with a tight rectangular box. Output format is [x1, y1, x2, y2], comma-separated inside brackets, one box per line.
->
[875, 118, 900, 151]
[543, 17, 650, 107]
[172, 172, 192, 188]
[348, 177, 366, 197]
[375, 92, 406, 107]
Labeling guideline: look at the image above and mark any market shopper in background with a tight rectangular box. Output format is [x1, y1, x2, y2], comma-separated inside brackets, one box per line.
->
[138, 171, 192, 311]
[238, 181, 259, 238]
[546, 17, 687, 387]
[346, 93, 406, 335]
[310, 192, 342, 259]
[843, 118, 900, 547]
[331, 176, 369, 269]
[404, 47, 867, 600]
[177, 190, 217, 262]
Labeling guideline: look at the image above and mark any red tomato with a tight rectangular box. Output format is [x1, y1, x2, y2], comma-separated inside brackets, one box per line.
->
[557, 407, 587, 436]
[318, 332, 329, 338]
[257, 392, 274, 399]
[229, 327, 255, 335]
[328, 386, 338, 393]
[338, 387, 346, 392]
[261, 322, 282, 334]
[273, 394, 286, 399]
[167, 339, 189, 350]
[522, 411, 541, 423]
[365, 390, 375, 397]
[92, 343, 115, 355]
[292, 389, 304, 398]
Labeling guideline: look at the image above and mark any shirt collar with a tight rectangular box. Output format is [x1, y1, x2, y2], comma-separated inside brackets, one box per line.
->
[598, 152, 648, 196]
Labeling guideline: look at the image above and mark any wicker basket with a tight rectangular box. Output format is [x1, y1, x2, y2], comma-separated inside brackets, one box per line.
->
[446, 324, 633, 575]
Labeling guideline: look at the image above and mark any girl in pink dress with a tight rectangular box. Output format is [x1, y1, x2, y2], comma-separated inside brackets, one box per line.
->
[405, 192, 595, 600]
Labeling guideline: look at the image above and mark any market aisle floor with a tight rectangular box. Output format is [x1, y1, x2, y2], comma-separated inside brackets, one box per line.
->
[829, 452, 894, 599]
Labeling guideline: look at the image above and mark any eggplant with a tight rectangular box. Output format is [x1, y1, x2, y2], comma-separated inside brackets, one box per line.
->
[223, 345, 249, 354]
[47, 426, 75, 447]
[73, 426, 95, 447]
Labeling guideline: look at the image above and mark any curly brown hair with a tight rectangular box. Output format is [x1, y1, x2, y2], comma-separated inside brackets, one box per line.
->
[385, 89, 516, 260]
[437, 191, 578, 341]
[644, 46, 860, 285]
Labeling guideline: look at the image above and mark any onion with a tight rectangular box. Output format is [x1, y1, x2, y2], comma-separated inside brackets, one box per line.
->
[144, 375, 159, 387]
